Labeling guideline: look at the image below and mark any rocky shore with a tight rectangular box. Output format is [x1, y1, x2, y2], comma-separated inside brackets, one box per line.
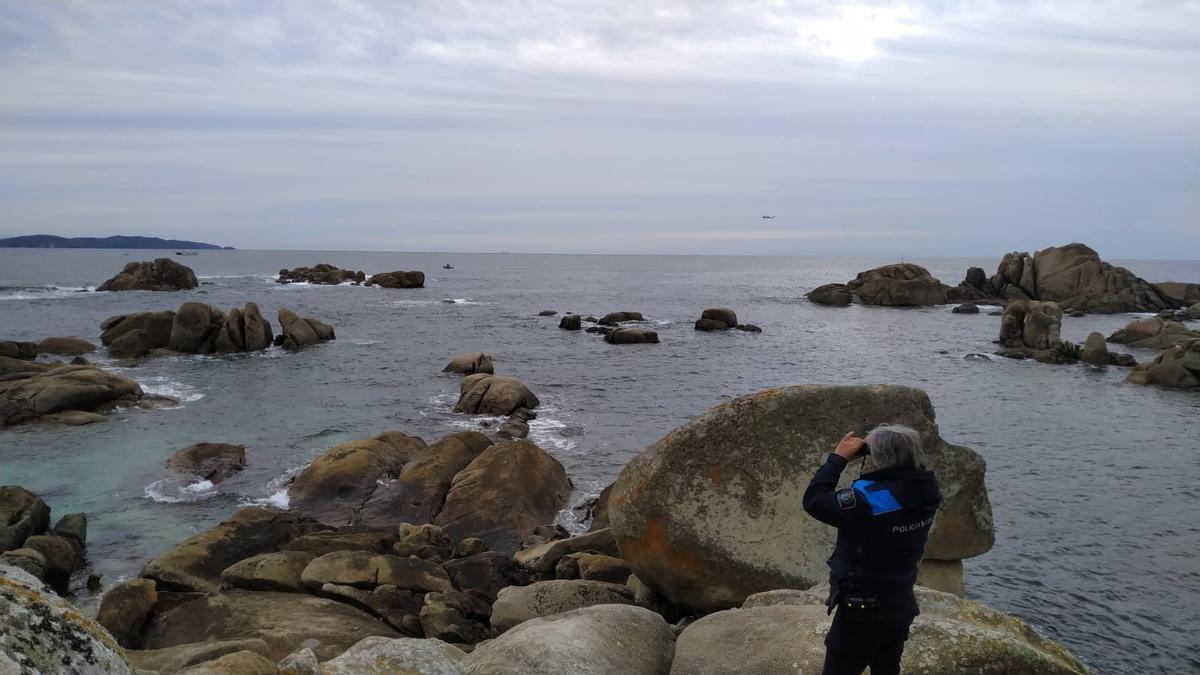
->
[1, 385, 1092, 674]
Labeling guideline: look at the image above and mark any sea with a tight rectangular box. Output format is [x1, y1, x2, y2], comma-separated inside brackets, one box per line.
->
[1, 248, 1197, 673]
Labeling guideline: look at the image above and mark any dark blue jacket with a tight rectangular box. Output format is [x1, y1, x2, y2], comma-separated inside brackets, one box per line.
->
[802, 454, 942, 611]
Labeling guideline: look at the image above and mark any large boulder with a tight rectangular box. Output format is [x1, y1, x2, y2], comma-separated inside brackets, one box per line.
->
[558, 314, 582, 330]
[177, 650, 279, 674]
[694, 308, 738, 331]
[357, 432, 492, 529]
[139, 590, 402, 661]
[454, 374, 540, 416]
[845, 263, 951, 306]
[36, 336, 96, 356]
[278, 264, 365, 285]
[289, 432, 427, 526]
[489, 579, 636, 634]
[0, 565, 133, 674]
[443, 352, 494, 375]
[319, 636, 467, 675]
[465, 604, 673, 675]
[215, 303, 274, 353]
[805, 283, 853, 306]
[100, 310, 176, 352]
[97, 257, 198, 292]
[0, 364, 143, 427]
[165, 442, 247, 484]
[169, 302, 224, 353]
[1107, 317, 1200, 350]
[992, 243, 1175, 313]
[0, 485, 51, 551]
[1154, 282, 1200, 307]
[366, 271, 425, 288]
[442, 552, 521, 602]
[1125, 339, 1200, 389]
[277, 308, 335, 349]
[670, 585, 1088, 674]
[140, 507, 324, 593]
[996, 300, 1079, 364]
[97, 577, 158, 647]
[434, 440, 571, 554]
[609, 385, 993, 614]
[1080, 332, 1112, 366]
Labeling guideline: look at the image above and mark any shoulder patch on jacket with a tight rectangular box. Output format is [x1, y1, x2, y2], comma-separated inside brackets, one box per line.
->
[852, 479, 903, 516]
[836, 488, 857, 510]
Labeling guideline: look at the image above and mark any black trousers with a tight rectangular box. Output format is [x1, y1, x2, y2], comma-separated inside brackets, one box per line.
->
[822, 606, 916, 675]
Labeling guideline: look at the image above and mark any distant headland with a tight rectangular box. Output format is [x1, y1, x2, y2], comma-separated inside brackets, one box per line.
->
[0, 234, 234, 250]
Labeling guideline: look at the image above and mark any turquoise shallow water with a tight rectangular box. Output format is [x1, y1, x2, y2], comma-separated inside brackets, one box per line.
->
[1, 248, 1198, 673]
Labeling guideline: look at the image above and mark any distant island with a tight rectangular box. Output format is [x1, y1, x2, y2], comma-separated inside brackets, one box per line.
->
[0, 234, 234, 250]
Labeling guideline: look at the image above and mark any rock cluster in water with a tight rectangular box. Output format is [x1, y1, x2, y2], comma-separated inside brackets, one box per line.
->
[99, 302, 333, 358]
[0, 385, 1092, 674]
[807, 242, 1188, 314]
[277, 263, 366, 285]
[97, 258, 198, 292]
[0, 486, 89, 593]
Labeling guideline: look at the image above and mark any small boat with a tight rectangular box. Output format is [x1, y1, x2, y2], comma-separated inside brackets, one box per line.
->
[443, 264, 454, 269]
[175, 251, 198, 256]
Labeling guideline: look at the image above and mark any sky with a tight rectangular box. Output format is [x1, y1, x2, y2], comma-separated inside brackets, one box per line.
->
[1, 1, 1198, 257]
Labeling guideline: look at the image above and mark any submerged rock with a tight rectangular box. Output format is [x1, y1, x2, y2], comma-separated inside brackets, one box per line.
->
[671, 585, 1089, 674]
[604, 328, 659, 344]
[36, 336, 95, 356]
[443, 352, 495, 375]
[597, 311, 644, 326]
[165, 442, 247, 484]
[610, 384, 993, 613]
[558, 314, 582, 330]
[97, 257, 198, 292]
[0, 564, 132, 674]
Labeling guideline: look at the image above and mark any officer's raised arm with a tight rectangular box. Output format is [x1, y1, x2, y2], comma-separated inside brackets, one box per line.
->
[803, 431, 871, 526]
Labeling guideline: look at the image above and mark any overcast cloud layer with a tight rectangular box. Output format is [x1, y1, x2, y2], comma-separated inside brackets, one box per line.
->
[1, 1, 1197, 257]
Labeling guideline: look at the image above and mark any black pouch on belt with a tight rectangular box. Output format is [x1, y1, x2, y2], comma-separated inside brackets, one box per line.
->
[839, 592, 881, 622]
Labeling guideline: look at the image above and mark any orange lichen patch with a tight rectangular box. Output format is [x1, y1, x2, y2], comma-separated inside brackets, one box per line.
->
[708, 463, 725, 484]
[622, 518, 706, 577]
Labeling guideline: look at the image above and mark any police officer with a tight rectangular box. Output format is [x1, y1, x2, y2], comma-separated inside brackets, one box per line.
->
[802, 424, 942, 675]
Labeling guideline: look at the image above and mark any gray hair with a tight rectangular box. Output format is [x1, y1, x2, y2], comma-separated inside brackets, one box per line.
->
[866, 424, 927, 470]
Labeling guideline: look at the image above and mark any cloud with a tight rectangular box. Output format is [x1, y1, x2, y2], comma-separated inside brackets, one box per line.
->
[0, 1, 1197, 257]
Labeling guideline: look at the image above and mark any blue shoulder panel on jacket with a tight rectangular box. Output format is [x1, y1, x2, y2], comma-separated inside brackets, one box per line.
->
[852, 479, 903, 516]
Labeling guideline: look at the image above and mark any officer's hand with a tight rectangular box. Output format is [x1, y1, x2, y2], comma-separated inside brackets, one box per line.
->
[834, 431, 866, 460]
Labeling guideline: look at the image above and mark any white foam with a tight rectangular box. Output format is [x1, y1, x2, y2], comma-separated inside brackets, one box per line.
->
[144, 477, 217, 503]
[0, 285, 96, 301]
[138, 377, 204, 403]
[242, 462, 306, 509]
